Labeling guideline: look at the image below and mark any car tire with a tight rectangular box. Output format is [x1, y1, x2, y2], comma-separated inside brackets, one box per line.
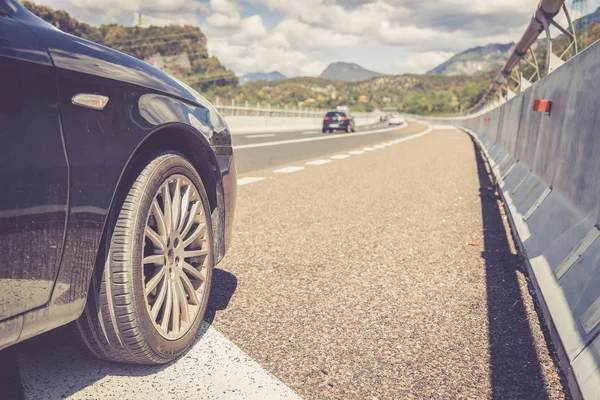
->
[77, 152, 214, 365]
[328, 129, 333, 133]
[322, 128, 326, 133]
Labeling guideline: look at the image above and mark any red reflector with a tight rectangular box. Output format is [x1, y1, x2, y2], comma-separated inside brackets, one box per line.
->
[484, 117, 491, 122]
[533, 99, 552, 113]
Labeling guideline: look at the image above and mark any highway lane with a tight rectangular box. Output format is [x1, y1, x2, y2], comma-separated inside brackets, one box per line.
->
[2, 124, 566, 399]
[234, 121, 417, 174]
[231, 121, 388, 147]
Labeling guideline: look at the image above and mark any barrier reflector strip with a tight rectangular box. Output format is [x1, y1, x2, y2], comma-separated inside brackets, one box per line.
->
[523, 187, 552, 221]
[556, 228, 600, 280]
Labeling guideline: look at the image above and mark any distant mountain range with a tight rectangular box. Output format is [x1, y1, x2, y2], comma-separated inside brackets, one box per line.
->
[574, 6, 600, 31]
[239, 71, 287, 84]
[320, 62, 385, 82]
[428, 43, 514, 76]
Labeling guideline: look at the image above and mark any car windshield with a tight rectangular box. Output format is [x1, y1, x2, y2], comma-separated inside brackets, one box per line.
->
[325, 112, 345, 118]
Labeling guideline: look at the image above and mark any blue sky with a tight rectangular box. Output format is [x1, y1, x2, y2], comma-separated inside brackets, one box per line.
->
[34, 0, 600, 77]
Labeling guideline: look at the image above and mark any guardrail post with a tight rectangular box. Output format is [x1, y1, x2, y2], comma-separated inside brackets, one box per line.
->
[284, 105, 288, 117]
[245, 100, 249, 116]
[268, 103, 271, 117]
[231, 99, 235, 116]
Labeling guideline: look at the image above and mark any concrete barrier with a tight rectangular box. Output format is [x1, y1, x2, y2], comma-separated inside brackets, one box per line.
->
[430, 40, 600, 399]
[224, 115, 382, 135]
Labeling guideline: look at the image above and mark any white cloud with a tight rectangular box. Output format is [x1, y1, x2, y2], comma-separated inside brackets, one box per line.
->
[36, 0, 553, 77]
[393, 51, 455, 74]
[70, 0, 204, 13]
[206, 37, 326, 76]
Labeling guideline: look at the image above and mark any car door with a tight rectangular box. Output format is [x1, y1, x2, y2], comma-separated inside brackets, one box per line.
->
[0, 6, 69, 320]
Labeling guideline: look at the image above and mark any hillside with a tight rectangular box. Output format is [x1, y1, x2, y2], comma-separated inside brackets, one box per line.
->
[22, 1, 237, 90]
[240, 71, 287, 84]
[574, 6, 600, 31]
[429, 43, 514, 76]
[320, 62, 385, 81]
[206, 72, 493, 115]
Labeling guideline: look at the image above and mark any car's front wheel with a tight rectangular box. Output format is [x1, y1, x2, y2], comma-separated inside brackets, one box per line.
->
[77, 152, 214, 365]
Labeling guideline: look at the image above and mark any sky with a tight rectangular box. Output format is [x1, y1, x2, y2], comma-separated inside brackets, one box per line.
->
[31, 0, 600, 77]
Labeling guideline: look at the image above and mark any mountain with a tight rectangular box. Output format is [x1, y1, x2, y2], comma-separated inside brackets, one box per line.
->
[320, 62, 385, 81]
[239, 71, 287, 84]
[208, 71, 494, 116]
[428, 43, 514, 76]
[21, 1, 237, 90]
[574, 6, 600, 31]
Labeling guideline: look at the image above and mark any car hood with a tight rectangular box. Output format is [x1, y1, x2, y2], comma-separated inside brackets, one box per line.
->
[15, 1, 213, 110]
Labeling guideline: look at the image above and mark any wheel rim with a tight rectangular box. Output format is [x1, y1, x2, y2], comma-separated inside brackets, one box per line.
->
[142, 174, 211, 340]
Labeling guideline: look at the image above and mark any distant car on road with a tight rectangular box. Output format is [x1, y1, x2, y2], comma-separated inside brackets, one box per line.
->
[388, 115, 405, 126]
[0, 0, 236, 365]
[323, 111, 356, 133]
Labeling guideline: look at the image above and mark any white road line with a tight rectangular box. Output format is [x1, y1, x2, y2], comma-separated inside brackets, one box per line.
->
[302, 131, 316, 135]
[246, 133, 276, 138]
[18, 323, 300, 400]
[233, 123, 409, 150]
[331, 154, 351, 159]
[349, 150, 364, 155]
[374, 144, 385, 149]
[238, 177, 265, 186]
[363, 147, 376, 151]
[306, 159, 332, 165]
[431, 125, 457, 130]
[273, 166, 305, 173]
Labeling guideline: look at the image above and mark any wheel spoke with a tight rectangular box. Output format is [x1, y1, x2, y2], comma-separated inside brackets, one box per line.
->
[163, 183, 172, 233]
[175, 277, 190, 323]
[183, 261, 206, 282]
[180, 201, 200, 239]
[172, 179, 181, 233]
[180, 272, 200, 305]
[145, 267, 166, 296]
[178, 185, 191, 233]
[145, 227, 165, 251]
[182, 223, 206, 248]
[151, 277, 168, 320]
[172, 278, 180, 334]
[151, 199, 167, 241]
[143, 254, 164, 265]
[161, 280, 173, 332]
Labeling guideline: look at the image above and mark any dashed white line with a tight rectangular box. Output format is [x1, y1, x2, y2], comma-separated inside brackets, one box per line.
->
[237, 177, 265, 185]
[273, 166, 305, 173]
[349, 150, 364, 155]
[363, 147, 376, 151]
[431, 124, 457, 130]
[246, 133, 276, 138]
[306, 159, 332, 165]
[374, 144, 385, 149]
[331, 154, 351, 160]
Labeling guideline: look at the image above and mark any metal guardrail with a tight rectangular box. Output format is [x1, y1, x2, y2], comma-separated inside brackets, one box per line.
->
[470, 0, 578, 113]
[211, 99, 379, 119]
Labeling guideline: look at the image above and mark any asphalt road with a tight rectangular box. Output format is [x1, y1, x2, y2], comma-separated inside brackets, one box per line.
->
[2, 122, 567, 399]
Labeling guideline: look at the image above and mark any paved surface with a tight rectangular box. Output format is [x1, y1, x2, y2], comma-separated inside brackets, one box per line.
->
[2, 123, 566, 399]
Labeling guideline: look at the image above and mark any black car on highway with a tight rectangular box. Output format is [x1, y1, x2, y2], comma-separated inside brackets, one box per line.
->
[322, 110, 356, 133]
[0, 0, 236, 364]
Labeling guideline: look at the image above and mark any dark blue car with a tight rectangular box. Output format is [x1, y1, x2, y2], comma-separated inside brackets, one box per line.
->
[0, 0, 236, 364]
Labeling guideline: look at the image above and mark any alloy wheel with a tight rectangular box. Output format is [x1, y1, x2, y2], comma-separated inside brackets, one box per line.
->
[142, 174, 211, 340]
